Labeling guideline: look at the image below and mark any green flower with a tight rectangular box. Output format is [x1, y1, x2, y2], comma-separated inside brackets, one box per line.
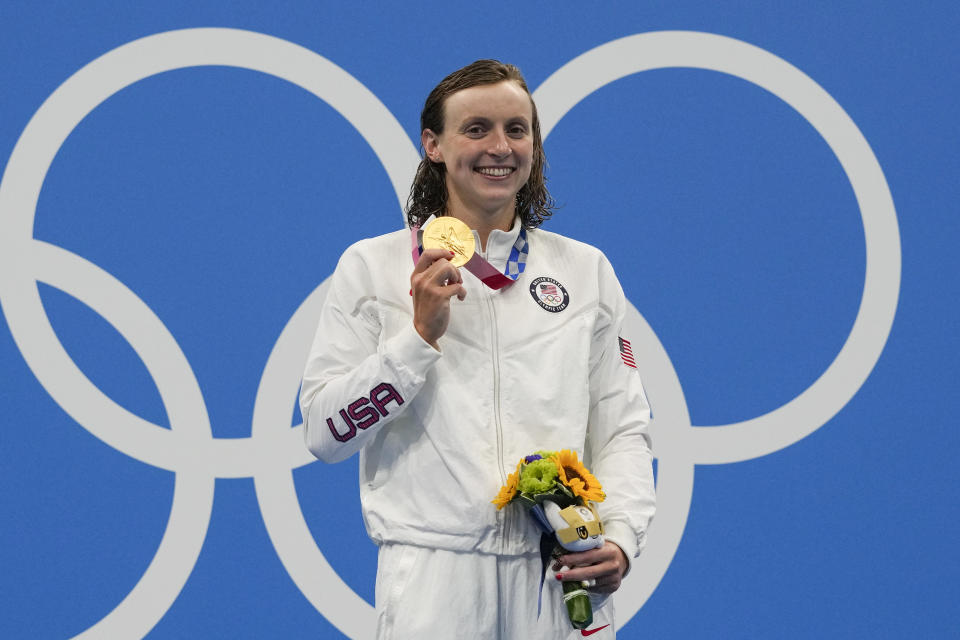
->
[518, 458, 560, 494]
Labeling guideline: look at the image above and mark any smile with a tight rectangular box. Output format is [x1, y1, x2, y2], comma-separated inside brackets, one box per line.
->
[475, 167, 514, 177]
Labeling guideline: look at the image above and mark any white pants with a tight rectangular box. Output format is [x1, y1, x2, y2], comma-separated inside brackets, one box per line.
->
[375, 543, 615, 640]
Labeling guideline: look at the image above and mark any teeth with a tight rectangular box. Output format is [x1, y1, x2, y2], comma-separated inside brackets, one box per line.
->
[477, 167, 513, 177]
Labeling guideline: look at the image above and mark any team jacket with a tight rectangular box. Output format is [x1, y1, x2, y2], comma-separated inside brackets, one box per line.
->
[300, 218, 656, 565]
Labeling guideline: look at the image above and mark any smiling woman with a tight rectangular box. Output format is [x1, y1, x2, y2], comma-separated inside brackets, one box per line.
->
[405, 59, 555, 237]
[421, 80, 534, 242]
[300, 58, 656, 639]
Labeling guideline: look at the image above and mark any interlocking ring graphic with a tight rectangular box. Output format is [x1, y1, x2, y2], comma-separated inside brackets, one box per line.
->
[0, 28, 900, 639]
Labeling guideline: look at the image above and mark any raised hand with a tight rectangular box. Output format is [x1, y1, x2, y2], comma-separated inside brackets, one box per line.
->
[411, 248, 467, 349]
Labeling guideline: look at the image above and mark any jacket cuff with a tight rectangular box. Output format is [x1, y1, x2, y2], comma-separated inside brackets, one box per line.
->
[602, 520, 641, 577]
[384, 324, 442, 384]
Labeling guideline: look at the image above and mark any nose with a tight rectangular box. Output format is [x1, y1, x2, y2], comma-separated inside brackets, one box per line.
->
[488, 128, 511, 157]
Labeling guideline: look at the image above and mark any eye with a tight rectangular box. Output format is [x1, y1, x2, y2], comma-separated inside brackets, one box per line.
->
[464, 123, 486, 137]
[507, 123, 529, 138]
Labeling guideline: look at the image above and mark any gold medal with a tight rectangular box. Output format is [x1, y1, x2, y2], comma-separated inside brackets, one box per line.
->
[421, 216, 475, 268]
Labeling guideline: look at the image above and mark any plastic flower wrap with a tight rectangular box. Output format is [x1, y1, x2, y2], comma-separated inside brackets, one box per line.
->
[492, 449, 605, 630]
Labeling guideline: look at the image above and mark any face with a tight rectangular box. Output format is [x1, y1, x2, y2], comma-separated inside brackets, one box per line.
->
[422, 81, 534, 224]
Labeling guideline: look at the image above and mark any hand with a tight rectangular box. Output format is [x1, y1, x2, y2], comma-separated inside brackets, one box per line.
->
[552, 541, 628, 594]
[411, 248, 467, 349]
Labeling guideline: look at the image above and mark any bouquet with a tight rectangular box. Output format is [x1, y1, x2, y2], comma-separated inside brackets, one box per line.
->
[492, 449, 605, 630]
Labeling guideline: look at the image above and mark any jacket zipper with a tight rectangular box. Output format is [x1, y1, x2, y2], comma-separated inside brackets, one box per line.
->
[484, 250, 508, 554]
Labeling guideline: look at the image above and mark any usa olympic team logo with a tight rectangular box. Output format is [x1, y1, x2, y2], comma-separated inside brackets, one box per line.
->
[0, 28, 900, 638]
[530, 276, 570, 312]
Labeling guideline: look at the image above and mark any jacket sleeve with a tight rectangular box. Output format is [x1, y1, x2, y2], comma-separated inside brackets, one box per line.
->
[586, 254, 656, 574]
[300, 243, 441, 463]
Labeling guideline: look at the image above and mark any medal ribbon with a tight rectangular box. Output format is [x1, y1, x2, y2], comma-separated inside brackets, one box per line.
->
[410, 224, 528, 290]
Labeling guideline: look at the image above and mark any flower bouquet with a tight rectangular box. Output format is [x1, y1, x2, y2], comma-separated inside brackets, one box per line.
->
[492, 449, 605, 630]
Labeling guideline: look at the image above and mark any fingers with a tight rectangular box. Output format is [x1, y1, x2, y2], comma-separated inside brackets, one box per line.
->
[553, 546, 606, 570]
[554, 542, 627, 573]
[411, 264, 463, 298]
[554, 564, 621, 593]
[552, 546, 609, 573]
[552, 542, 628, 593]
[554, 560, 620, 585]
[412, 252, 461, 289]
[413, 248, 460, 277]
[433, 280, 467, 301]
[411, 250, 466, 347]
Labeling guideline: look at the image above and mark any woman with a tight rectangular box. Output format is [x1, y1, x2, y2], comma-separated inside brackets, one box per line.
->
[300, 60, 655, 639]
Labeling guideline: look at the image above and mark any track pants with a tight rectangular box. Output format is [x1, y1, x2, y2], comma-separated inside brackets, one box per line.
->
[375, 543, 615, 640]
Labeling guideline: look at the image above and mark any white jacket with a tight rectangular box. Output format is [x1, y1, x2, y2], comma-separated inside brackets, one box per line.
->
[300, 218, 655, 565]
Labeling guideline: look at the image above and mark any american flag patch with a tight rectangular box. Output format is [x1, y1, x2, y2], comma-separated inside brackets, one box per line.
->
[619, 336, 636, 368]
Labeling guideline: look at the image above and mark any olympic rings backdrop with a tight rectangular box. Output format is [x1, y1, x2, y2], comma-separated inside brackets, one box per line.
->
[1, 3, 957, 638]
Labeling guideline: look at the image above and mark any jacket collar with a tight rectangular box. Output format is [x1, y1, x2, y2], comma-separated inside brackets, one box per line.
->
[472, 216, 522, 273]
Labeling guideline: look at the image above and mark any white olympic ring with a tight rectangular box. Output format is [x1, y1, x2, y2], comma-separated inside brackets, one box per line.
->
[0, 28, 899, 639]
[0, 28, 417, 640]
[533, 31, 901, 623]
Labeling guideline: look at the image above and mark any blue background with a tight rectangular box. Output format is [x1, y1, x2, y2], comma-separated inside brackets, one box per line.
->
[1, 2, 957, 638]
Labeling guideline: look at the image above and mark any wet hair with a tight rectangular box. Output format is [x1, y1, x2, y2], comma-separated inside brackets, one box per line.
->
[405, 59, 556, 229]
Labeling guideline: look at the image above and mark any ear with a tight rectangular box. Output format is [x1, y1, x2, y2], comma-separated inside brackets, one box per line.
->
[422, 129, 442, 163]
[542, 500, 565, 531]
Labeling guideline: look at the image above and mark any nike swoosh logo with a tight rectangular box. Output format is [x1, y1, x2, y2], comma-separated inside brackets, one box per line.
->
[581, 624, 611, 636]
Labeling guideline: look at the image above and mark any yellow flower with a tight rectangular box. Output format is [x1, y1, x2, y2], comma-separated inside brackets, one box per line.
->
[492, 458, 524, 510]
[552, 449, 605, 502]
